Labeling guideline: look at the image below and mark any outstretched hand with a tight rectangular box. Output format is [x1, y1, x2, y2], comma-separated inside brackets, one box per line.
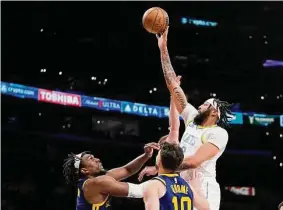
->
[138, 166, 158, 182]
[144, 142, 160, 158]
[157, 26, 169, 50]
[188, 170, 204, 191]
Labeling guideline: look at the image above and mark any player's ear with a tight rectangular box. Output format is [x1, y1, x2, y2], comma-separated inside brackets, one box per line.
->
[211, 109, 218, 117]
[80, 167, 88, 175]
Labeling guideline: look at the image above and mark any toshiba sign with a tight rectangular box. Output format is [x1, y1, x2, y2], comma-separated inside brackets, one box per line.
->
[38, 89, 81, 107]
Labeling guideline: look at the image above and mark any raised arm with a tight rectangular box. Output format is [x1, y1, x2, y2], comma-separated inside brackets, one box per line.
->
[106, 142, 159, 181]
[157, 28, 198, 125]
[84, 175, 146, 200]
[158, 30, 188, 114]
[167, 94, 180, 144]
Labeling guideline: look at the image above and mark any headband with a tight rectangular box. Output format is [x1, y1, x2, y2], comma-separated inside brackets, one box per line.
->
[205, 98, 221, 119]
[74, 153, 83, 169]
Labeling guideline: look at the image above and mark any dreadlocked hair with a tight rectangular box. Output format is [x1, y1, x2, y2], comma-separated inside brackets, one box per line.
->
[214, 98, 234, 128]
[63, 153, 81, 186]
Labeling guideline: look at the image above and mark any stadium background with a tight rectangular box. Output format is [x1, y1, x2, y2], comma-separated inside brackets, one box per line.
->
[1, 2, 283, 210]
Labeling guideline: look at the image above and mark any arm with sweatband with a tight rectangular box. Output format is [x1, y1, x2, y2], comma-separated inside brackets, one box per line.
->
[93, 175, 147, 198]
[127, 182, 146, 198]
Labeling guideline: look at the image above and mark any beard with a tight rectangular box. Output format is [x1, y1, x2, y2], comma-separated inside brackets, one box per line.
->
[193, 109, 211, 125]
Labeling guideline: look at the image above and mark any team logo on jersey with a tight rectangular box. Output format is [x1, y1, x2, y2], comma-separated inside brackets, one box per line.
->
[182, 133, 196, 146]
[188, 122, 195, 128]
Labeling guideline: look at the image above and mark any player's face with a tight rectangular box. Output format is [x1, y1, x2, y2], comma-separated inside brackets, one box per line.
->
[198, 102, 211, 113]
[81, 154, 104, 176]
[194, 102, 212, 125]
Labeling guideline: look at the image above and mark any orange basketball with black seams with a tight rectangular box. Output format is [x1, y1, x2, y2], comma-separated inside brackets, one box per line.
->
[142, 7, 169, 34]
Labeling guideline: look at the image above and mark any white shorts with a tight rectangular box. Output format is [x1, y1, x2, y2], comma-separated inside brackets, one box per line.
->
[180, 171, 221, 210]
[196, 178, 221, 210]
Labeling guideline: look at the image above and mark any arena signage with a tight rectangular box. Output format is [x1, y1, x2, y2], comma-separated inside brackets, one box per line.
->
[181, 17, 217, 27]
[122, 102, 160, 117]
[1, 82, 37, 99]
[247, 114, 276, 126]
[1, 81, 282, 126]
[38, 89, 81, 107]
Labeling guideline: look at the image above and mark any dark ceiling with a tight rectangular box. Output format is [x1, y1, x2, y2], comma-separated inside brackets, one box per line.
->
[2, 1, 283, 113]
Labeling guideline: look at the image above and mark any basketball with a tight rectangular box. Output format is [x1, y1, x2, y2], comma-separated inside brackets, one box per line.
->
[142, 7, 169, 34]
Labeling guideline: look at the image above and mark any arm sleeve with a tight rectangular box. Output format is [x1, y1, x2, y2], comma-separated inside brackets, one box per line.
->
[127, 182, 147, 198]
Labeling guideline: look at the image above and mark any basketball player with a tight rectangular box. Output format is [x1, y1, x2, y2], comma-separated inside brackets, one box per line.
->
[63, 142, 159, 210]
[140, 26, 234, 210]
[143, 141, 210, 210]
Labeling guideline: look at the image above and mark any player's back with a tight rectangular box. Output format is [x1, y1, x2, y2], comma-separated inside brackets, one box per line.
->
[153, 174, 194, 210]
[76, 178, 111, 210]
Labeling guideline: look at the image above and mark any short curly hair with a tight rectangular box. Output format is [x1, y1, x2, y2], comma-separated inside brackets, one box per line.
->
[160, 142, 184, 171]
[63, 151, 91, 186]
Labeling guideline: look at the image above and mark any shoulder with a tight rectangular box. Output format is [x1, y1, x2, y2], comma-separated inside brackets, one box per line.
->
[143, 179, 165, 197]
[215, 127, 228, 138]
[143, 180, 159, 191]
[207, 126, 228, 138]
[84, 175, 115, 189]
[205, 127, 229, 149]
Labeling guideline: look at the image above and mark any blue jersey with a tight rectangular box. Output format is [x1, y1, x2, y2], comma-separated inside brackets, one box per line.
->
[76, 178, 111, 210]
[153, 174, 194, 210]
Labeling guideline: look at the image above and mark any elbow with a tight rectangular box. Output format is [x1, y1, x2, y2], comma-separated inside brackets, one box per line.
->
[191, 160, 200, 168]
[191, 159, 201, 168]
[125, 167, 135, 176]
[184, 157, 201, 169]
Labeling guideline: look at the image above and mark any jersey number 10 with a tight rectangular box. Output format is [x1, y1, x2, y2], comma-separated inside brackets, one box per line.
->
[172, 196, 192, 210]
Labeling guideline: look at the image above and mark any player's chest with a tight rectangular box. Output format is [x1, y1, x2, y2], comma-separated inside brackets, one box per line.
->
[180, 126, 209, 155]
[181, 126, 204, 144]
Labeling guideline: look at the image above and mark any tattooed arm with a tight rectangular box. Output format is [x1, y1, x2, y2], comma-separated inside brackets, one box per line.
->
[159, 45, 188, 114]
[157, 28, 198, 125]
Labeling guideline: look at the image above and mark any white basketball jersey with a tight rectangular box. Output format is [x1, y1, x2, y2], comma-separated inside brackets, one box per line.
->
[179, 103, 229, 179]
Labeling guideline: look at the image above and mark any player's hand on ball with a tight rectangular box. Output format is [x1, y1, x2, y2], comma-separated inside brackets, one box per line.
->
[157, 26, 169, 50]
[138, 166, 158, 182]
[144, 142, 160, 158]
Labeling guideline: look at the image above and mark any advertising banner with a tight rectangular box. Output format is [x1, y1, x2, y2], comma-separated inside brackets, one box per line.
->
[38, 89, 81, 107]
